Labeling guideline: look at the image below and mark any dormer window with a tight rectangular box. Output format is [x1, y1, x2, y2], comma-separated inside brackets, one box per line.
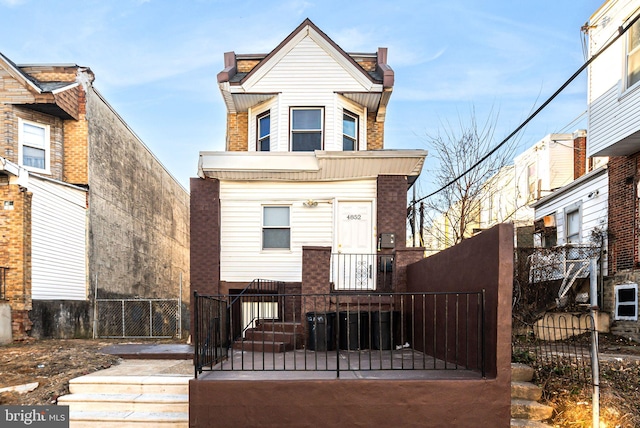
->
[343, 111, 358, 151]
[627, 18, 640, 88]
[291, 108, 323, 151]
[258, 111, 270, 151]
[18, 118, 50, 173]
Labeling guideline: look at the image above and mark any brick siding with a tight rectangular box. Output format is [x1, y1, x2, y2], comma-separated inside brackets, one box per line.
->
[226, 112, 248, 151]
[573, 134, 586, 179]
[366, 112, 384, 149]
[607, 155, 639, 272]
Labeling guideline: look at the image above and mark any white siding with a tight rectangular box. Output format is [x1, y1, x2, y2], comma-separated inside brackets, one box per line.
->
[29, 178, 87, 300]
[548, 141, 575, 190]
[535, 170, 608, 247]
[588, 0, 640, 156]
[220, 179, 377, 282]
[246, 36, 371, 152]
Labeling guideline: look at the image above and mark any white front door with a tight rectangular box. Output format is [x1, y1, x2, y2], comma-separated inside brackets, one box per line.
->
[334, 201, 374, 290]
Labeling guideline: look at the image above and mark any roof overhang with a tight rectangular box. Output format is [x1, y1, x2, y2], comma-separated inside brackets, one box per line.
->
[198, 150, 427, 187]
[531, 165, 608, 210]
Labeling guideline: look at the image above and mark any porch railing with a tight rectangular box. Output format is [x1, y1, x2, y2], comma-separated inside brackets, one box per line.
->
[194, 290, 486, 378]
[330, 253, 394, 291]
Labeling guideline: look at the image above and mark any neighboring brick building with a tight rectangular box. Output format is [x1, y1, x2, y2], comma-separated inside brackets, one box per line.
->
[191, 19, 426, 306]
[587, 0, 640, 341]
[0, 52, 190, 340]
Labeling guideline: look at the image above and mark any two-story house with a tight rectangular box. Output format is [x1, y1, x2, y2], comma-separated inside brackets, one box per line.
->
[0, 52, 190, 340]
[190, 19, 427, 302]
[587, 0, 640, 341]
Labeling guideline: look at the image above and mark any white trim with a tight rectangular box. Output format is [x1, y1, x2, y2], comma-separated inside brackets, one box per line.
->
[18, 118, 51, 174]
[262, 205, 291, 250]
[614, 283, 638, 321]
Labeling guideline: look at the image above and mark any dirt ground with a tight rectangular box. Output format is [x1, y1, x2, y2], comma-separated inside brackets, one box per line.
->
[1, 335, 639, 427]
[1, 339, 129, 405]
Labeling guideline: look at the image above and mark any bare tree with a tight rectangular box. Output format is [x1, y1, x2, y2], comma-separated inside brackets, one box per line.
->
[418, 109, 518, 249]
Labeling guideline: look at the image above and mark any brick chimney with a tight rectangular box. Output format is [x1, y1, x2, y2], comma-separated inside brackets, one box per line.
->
[573, 129, 587, 179]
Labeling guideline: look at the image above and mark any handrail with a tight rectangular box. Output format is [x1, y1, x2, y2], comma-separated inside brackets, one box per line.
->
[229, 278, 284, 307]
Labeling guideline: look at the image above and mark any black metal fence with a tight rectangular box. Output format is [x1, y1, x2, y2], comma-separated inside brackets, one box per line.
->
[512, 312, 597, 385]
[193, 292, 229, 377]
[330, 253, 393, 291]
[194, 290, 486, 378]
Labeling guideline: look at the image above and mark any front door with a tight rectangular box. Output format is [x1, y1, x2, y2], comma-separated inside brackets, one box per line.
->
[334, 201, 374, 290]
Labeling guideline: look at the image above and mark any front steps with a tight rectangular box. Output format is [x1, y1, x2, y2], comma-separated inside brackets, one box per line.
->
[511, 363, 554, 427]
[58, 367, 190, 427]
[233, 320, 304, 353]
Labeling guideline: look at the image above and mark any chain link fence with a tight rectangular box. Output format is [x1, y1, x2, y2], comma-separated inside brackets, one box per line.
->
[94, 298, 181, 339]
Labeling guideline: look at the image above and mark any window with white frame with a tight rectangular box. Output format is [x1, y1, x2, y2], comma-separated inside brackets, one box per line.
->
[257, 111, 270, 151]
[262, 206, 290, 249]
[614, 283, 638, 321]
[564, 202, 582, 244]
[627, 18, 640, 89]
[19, 119, 50, 172]
[291, 108, 322, 151]
[342, 111, 358, 151]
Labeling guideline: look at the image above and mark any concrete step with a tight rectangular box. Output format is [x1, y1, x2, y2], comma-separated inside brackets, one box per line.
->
[68, 410, 188, 427]
[233, 340, 290, 352]
[255, 320, 304, 333]
[511, 399, 554, 421]
[511, 381, 543, 401]
[69, 375, 190, 395]
[58, 392, 188, 413]
[244, 329, 302, 347]
[511, 363, 535, 382]
[510, 418, 553, 427]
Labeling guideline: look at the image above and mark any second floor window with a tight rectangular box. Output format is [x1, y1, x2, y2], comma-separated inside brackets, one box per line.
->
[343, 111, 358, 151]
[628, 18, 640, 88]
[19, 119, 49, 173]
[291, 108, 322, 151]
[565, 207, 581, 244]
[257, 111, 270, 151]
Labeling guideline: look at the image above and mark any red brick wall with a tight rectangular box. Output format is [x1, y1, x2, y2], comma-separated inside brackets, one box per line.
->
[608, 155, 639, 273]
[573, 134, 586, 179]
[190, 178, 221, 295]
[376, 175, 407, 250]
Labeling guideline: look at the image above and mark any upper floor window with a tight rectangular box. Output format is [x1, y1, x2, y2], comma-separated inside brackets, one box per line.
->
[343, 111, 358, 151]
[627, 18, 640, 88]
[262, 206, 290, 249]
[291, 108, 322, 151]
[18, 119, 50, 173]
[564, 202, 581, 244]
[257, 111, 270, 151]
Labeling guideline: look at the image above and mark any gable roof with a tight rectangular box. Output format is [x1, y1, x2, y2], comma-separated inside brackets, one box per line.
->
[217, 19, 394, 118]
[0, 52, 87, 120]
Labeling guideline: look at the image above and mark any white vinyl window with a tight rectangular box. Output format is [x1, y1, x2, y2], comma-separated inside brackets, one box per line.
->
[18, 119, 50, 173]
[627, 18, 640, 89]
[262, 206, 290, 249]
[257, 111, 270, 152]
[564, 202, 582, 244]
[342, 111, 358, 151]
[291, 108, 323, 151]
[614, 283, 638, 321]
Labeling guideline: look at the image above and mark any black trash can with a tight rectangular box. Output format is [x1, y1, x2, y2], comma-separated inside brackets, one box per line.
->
[338, 311, 361, 350]
[306, 312, 335, 351]
[371, 311, 398, 350]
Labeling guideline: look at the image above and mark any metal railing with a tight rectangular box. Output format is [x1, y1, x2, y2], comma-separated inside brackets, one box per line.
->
[228, 279, 285, 341]
[194, 292, 229, 377]
[0, 267, 7, 300]
[330, 253, 394, 291]
[194, 290, 486, 378]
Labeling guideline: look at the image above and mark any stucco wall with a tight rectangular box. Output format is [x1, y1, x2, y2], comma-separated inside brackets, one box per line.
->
[86, 88, 190, 305]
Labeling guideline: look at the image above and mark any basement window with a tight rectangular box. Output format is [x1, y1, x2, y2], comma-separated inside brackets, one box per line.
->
[614, 283, 638, 321]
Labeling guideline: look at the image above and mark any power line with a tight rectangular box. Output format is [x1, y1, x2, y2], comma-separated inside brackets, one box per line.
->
[411, 11, 640, 208]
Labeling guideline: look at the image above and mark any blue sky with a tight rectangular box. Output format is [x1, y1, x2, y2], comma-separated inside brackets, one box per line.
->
[0, 0, 604, 193]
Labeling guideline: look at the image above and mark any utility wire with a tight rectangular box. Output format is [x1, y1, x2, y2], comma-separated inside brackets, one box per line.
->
[411, 11, 640, 208]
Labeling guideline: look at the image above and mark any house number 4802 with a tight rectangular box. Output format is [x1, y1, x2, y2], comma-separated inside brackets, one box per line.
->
[347, 214, 362, 220]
